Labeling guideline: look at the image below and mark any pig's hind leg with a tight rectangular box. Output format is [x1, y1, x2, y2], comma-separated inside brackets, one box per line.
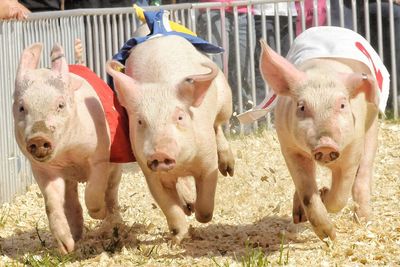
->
[215, 124, 235, 176]
[352, 116, 378, 219]
[104, 164, 123, 217]
[214, 76, 235, 177]
[85, 162, 112, 220]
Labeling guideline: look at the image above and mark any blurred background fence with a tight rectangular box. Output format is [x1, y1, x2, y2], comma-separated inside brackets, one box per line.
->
[0, 0, 398, 204]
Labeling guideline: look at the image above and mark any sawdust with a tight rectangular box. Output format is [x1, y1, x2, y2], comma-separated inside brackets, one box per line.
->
[0, 121, 399, 266]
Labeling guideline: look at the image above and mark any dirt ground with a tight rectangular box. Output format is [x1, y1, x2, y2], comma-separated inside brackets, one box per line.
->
[0, 121, 399, 266]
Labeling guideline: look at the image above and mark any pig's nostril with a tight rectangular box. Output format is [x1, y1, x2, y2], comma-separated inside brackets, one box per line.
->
[29, 144, 37, 153]
[164, 158, 175, 166]
[149, 160, 159, 170]
[43, 142, 51, 149]
[330, 152, 340, 161]
[314, 152, 323, 161]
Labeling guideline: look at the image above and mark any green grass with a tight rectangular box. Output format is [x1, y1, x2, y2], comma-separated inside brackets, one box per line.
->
[0, 207, 10, 228]
[214, 235, 290, 267]
[277, 234, 290, 265]
[22, 251, 73, 267]
[237, 241, 271, 267]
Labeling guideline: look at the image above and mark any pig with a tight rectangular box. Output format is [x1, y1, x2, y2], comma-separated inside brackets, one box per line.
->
[106, 35, 235, 243]
[13, 43, 132, 253]
[258, 27, 389, 241]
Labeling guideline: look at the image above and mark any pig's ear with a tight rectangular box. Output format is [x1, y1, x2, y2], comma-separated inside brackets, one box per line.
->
[178, 62, 218, 107]
[17, 43, 43, 77]
[106, 60, 141, 107]
[343, 73, 379, 106]
[50, 43, 69, 75]
[259, 39, 306, 96]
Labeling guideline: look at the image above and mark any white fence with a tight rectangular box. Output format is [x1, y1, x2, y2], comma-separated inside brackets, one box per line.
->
[0, 0, 398, 204]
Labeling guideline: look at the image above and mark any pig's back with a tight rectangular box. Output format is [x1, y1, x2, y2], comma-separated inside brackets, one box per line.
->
[125, 35, 212, 83]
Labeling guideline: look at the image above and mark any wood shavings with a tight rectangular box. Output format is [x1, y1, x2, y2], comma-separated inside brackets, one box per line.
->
[0, 121, 399, 265]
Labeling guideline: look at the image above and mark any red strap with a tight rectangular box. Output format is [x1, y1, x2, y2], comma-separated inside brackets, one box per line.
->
[69, 65, 135, 163]
[355, 41, 383, 92]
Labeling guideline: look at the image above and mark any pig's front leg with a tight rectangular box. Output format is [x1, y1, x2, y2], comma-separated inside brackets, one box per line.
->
[284, 151, 336, 240]
[85, 162, 110, 220]
[320, 163, 359, 214]
[215, 124, 235, 177]
[145, 173, 188, 244]
[176, 176, 196, 216]
[293, 191, 308, 223]
[320, 139, 365, 214]
[194, 169, 218, 223]
[33, 168, 76, 254]
[64, 179, 83, 242]
[352, 116, 378, 219]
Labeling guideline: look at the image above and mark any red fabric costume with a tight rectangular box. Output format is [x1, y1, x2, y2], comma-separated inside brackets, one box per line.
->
[69, 65, 135, 163]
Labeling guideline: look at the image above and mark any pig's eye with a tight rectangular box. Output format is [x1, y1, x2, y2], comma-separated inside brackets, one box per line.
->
[57, 102, 65, 111]
[341, 103, 345, 109]
[138, 119, 142, 125]
[19, 105, 25, 113]
[298, 104, 305, 112]
[178, 116, 183, 120]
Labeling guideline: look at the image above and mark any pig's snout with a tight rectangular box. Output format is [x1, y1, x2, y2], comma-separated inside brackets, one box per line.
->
[147, 152, 176, 172]
[313, 146, 340, 163]
[27, 137, 53, 161]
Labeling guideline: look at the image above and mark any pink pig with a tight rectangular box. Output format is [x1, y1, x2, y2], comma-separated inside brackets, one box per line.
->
[106, 35, 235, 243]
[13, 43, 133, 253]
[259, 27, 388, 241]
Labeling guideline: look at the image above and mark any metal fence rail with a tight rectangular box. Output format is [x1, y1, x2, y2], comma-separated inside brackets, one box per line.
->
[0, 0, 398, 204]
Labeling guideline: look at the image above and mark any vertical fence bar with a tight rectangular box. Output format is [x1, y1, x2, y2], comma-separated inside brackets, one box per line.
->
[351, 0, 357, 32]
[326, 0, 331, 26]
[247, 3, 257, 130]
[300, 0, 306, 33]
[376, 0, 383, 59]
[313, 0, 319, 26]
[220, 7, 228, 75]
[388, 0, 398, 118]
[233, 6, 243, 117]
[288, 2, 294, 46]
[274, 3, 281, 55]
[364, 0, 370, 42]
[338, 0, 344, 27]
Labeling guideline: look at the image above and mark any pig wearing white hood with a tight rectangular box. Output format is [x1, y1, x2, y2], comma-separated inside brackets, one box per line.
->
[242, 26, 389, 241]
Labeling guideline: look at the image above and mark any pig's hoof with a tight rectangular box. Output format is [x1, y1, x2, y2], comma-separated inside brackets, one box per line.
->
[319, 186, 330, 202]
[195, 212, 213, 223]
[56, 234, 75, 254]
[170, 228, 189, 245]
[183, 203, 195, 216]
[218, 149, 235, 177]
[88, 207, 107, 220]
[354, 204, 372, 221]
[292, 193, 308, 223]
[314, 223, 336, 241]
[292, 204, 308, 224]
